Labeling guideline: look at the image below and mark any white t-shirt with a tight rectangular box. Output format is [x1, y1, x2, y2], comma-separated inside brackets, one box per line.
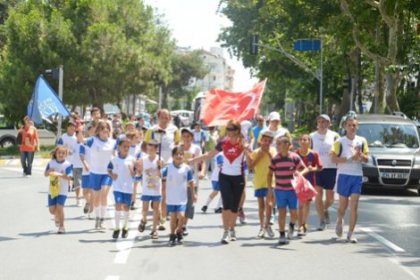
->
[146, 124, 179, 164]
[210, 153, 223, 182]
[141, 156, 162, 197]
[193, 130, 206, 146]
[162, 163, 193, 205]
[79, 143, 91, 176]
[108, 154, 136, 194]
[45, 159, 73, 196]
[86, 137, 116, 174]
[332, 135, 369, 176]
[71, 143, 84, 169]
[310, 129, 340, 169]
[215, 139, 245, 176]
[182, 144, 202, 185]
[57, 133, 79, 165]
[128, 144, 142, 159]
[260, 127, 290, 147]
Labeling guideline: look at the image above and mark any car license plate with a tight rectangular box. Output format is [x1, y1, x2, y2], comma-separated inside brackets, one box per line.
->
[381, 172, 409, 179]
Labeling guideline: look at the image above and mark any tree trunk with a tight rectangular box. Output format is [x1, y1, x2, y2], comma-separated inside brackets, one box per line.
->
[376, 65, 386, 113]
[385, 72, 400, 112]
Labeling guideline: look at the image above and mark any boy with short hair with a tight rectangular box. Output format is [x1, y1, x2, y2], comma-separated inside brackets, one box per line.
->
[268, 136, 308, 245]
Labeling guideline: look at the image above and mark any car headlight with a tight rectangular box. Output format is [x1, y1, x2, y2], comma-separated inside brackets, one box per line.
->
[364, 155, 375, 167]
[414, 157, 420, 168]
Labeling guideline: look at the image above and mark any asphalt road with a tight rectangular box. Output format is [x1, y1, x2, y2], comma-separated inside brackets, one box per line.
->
[0, 166, 419, 280]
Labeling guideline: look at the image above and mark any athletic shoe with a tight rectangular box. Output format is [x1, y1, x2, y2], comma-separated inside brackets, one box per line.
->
[346, 235, 358, 244]
[54, 216, 60, 227]
[269, 215, 275, 225]
[83, 203, 89, 214]
[99, 218, 105, 230]
[266, 226, 275, 238]
[95, 218, 100, 230]
[297, 226, 305, 237]
[303, 224, 308, 234]
[150, 231, 158, 240]
[176, 232, 184, 244]
[112, 229, 120, 239]
[278, 236, 289, 245]
[121, 228, 128, 238]
[238, 209, 247, 224]
[57, 227, 65, 234]
[221, 230, 230, 244]
[317, 219, 326, 231]
[257, 228, 265, 239]
[288, 225, 295, 240]
[168, 234, 176, 246]
[335, 220, 343, 238]
[138, 220, 146, 232]
[130, 201, 136, 210]
[214, 207, 222, 214]
[182, 226, 188, 236]
[158, 219, 166, 231]
[201, 205, 208, 213]
[230, 229, 237, 241]
[324, 210, 330, 224]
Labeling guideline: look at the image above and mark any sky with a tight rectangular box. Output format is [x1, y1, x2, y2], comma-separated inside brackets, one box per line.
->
[144, 0, 258, 91]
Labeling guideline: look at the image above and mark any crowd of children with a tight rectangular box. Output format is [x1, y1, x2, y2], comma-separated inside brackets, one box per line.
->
[44, 108, 368, 246]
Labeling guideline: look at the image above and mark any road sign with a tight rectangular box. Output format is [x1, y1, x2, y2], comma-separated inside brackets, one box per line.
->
[293, 39, 321, 51]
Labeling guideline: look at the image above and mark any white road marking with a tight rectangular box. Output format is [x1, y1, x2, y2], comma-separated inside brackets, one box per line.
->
[360, 227, 405, 253]
[104, 276, 120, 280]
[388, 257, 420, 280]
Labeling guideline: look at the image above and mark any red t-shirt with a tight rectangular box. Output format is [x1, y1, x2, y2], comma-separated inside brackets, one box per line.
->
[19, 126, 38, 152]
[296, 149, 323, 186]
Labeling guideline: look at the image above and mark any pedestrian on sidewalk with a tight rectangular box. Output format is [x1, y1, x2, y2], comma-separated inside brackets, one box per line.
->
[44, 145, 73, 234]
[19, 116, 39, 177]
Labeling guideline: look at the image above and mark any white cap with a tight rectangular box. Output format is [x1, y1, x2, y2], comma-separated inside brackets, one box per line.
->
[268, 111, 281, 121]
[316, 114, 331, 122]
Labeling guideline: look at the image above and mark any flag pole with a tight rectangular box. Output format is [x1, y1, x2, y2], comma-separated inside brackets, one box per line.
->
[57, 65, 64, 139]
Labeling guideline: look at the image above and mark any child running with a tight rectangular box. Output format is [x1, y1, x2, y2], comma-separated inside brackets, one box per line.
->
[246, 130, 276, 239]
[137, 139, 163, 239]
[201, 152, 223, 213]
[268, 136, 308, 245]
[126, 130, 143, 210]
[296, 134, 323, 236]
[108, 137, 137, 239]
[162, 146, 196, 246]
[44, 145, 73, 234]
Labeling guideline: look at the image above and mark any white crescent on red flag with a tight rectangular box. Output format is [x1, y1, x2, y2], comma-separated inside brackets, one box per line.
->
[200, 79, 267, 126]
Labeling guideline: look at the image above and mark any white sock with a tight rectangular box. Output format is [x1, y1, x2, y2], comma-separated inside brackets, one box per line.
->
[205, 197, 213, 206]
[101, 206, 106, 219]
[123, 211, 129, 228]
[115, 211, 121, 229]
[216, 197, 223, 208]
[95, 207, 100, 218]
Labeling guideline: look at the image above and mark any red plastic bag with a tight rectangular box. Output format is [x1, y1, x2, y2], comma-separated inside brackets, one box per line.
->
[292, 174, 317, 203]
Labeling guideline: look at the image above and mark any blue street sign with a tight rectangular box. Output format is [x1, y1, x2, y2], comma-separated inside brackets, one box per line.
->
[293, 39, 321, 51]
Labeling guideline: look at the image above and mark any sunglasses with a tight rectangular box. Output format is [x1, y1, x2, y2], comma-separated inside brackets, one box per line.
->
[226, 127, 238, 131]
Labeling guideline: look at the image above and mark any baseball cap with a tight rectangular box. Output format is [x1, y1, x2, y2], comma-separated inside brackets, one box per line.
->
[147, 139, 159, 146]
[316, 114, 331, 122]
[268, 112, 281, 121]
[181, 127, 194, 136]
[261, 130, 275, 139]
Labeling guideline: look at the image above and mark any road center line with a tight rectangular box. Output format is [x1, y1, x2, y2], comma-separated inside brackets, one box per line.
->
[360, 227, 405, 253]
[104, 275, 120, 280]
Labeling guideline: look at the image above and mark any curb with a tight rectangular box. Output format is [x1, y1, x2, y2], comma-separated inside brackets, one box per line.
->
[0, 158, 50, 168]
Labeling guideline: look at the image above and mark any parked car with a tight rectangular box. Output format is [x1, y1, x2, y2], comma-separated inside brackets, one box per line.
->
[356, 114, 420, 195]
[171, 110, 194, 127]
[0, 115, 56, 148]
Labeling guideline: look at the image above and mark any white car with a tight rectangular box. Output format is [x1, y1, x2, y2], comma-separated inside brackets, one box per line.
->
[171, 110, 194, 127]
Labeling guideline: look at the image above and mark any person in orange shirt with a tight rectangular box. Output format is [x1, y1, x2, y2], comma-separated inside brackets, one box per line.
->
[19, 116, 39, 177]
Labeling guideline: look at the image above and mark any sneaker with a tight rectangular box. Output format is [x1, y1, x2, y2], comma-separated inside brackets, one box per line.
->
[303, 224, 308, 234]
[324, 210, 330, 224]
[182, 226, 188, 236]
[335, 220, 343, 238]
[317, 219, 326, 231]
[221, 230, 230, 244]
[230, 229, 237, 241]
[176, 232, 184, 244]
[130, 201, 136, 210]
[112, 229, 120, 239]
[138, 220, 146, 232]
[94, 218, 100, 229]
[158, 218, 166, 231]
[99, 218, 105, 230]
[288, 224, 295, 240]
[269, 215, 275, 226]
[297, 225, 306, 237]
[57, 227, 65, 234]
[121, 227, 129, 238]
[150, 231, 158, 240]
[214, 207, 222, 214]
[168, 234, 176, 246]
[238, 209, 247, 224]
[346, 235, 358, 244]
[266, 226, 275, 238]
[83, 202, 89, 214]
[54, 216, 60, 227]
[201, 205, 208, 213]
[278, 236, 289, 245]
[257, 228, 265, 239]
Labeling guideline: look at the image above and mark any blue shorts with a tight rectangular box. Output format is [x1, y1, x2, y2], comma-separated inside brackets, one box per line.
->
[81, 175, 92, 189]
[48, 195, 67, 207]
[133, 176, 142, 183]
[316, 168, 337, 190]
[90, 173, 112, 191]
[255, 188, 268, 198]
[167, 204, 187, 213]
[113, 191, 132, 206]
[141, 195, 162, 202]
[336, 174, 362, 197]
[274, 189, 298, 209]
[211, 181, 220, 191]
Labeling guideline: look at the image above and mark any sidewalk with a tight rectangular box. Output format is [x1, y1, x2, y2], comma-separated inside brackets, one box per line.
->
[0, 156, 49, 167]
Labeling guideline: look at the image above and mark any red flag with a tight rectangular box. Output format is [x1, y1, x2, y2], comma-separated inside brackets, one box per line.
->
[200, 80, 266, 126]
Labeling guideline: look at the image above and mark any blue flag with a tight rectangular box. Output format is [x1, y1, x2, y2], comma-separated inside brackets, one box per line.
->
[27, 75, 70, 125]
